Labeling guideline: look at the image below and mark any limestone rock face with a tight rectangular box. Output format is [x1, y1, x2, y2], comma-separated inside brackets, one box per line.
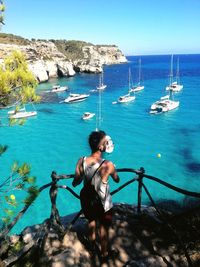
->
[57, 61, 76, 77]
[96, 45, 127, 64]
[45, 60, 58, 77]
[28, 60, 49, 82]
[0, 39, 127, 82]
[74, 45, 127, 73]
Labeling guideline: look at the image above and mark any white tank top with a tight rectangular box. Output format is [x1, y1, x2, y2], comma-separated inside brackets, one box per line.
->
[83, 157, 113, 212]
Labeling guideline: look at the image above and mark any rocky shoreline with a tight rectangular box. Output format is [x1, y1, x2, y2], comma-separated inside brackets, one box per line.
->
[0, 38, 127, 83]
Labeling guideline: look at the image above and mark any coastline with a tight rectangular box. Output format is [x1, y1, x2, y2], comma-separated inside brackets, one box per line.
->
[0, 34, 127, 83]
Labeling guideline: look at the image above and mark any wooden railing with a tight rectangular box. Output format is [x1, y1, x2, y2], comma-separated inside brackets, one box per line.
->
[1, 167, 200, 240]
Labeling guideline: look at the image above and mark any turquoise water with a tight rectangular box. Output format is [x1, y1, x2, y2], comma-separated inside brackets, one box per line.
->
[0, 54, 200, 233]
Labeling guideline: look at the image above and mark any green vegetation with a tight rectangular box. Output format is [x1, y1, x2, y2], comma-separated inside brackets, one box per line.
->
[0, 50, 40, 107]
[0, 33, 30, 45]
[0, 145, 39, 232]
[0, 0, 5, 25]
[96, 44, 117, 48]
[51, 39, 93, 61]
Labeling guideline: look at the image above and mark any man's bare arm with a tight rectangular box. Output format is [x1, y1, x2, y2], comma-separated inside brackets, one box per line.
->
[100, 161, 120, 183]
[72, 158, 83, 187]
[110, 162, 120, 183]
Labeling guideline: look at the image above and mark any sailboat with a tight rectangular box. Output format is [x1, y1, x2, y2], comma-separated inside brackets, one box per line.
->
[8, 103, 37, 119]
[97, 69, 107, 90]
[166, 56, 183, 92]
[96, 86, 103, 130]
[117, 68, 136, 103]
[150, 90, 179, 114]
[130, 58, 144, 92]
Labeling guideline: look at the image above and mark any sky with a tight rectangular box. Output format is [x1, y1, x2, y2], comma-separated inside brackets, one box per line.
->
[2, 0, 200, 55]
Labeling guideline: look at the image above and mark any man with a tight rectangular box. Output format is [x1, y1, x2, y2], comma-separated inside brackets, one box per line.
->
[72, 130, 119, 260]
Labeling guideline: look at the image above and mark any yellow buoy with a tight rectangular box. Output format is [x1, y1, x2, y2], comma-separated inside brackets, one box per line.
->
[157, 153, 161, 158]
[10, 194, 16, 200]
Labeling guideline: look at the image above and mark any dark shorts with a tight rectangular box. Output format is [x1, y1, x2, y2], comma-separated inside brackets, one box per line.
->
[98, 209, 113, 226]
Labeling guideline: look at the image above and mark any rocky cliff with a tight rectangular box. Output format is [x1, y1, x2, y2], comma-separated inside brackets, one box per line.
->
[0, 34, 127, 82]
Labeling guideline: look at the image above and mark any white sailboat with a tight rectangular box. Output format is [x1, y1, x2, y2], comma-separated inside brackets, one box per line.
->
[166, 56, 183, 92]
[8, 103, 37, 119]
[130, 58, 144, 92]
[150, 91, 179, 114]
[117, 68, 136, 103]
[97, 69, 107, 90]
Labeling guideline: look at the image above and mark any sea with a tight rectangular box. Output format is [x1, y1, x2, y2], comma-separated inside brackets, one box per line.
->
[0, 54, 200, 234]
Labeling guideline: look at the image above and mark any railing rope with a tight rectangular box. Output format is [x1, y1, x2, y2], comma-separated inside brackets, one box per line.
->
[1, 167, 200, 242]
[111, 177, 137, 196]
[57, 185, 80, 199]
[143, 173, 200, 198]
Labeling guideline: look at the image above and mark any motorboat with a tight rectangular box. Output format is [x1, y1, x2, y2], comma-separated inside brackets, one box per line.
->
[51, 85, 68, 93]
[63, 93, 89, 103]
[82, 112, 95, 120]
[150, 95, 179, 114]
[118, 93, 136, 103]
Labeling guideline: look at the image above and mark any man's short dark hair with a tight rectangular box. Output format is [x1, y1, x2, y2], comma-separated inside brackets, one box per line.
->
[88, 130, 106, 152]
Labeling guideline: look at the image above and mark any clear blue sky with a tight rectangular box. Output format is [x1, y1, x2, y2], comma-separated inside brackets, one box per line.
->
[2, 0, 200, 55]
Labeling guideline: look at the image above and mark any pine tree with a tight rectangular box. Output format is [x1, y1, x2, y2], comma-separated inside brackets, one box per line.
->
[0, 0, 5, 25]
[0, 50, 40, 107]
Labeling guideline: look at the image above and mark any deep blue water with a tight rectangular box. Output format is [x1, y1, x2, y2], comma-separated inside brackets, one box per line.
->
[0, 54, 200, 233]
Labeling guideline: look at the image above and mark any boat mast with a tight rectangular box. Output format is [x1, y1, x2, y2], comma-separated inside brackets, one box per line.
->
[128, 67, 134, 94]
[138, 58, 141, 86]
[99, 73, 102, 87]
[176, 57, 180, 84]
[96, 86, 102, 131]
[169, 54, 174, 86]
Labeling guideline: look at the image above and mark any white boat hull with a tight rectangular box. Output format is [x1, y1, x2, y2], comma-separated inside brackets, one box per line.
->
[82, 112, 95, 120]
[9, 111, 37, 119]
[97, 84, 107, 90]
[150, 99, 179, 114]
[118, 95, 136, 103]
[64, 93, 89, 104]
[52, 86, 68, 92]
[130, 85, 144, 92]
[8, 108, 26, 115]
[166, 83, 183, 92]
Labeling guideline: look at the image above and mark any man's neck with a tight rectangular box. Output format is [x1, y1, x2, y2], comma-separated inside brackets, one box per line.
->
[91, 151, 102, 160]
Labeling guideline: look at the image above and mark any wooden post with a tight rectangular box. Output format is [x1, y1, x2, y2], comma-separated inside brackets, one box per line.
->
[137, 167, 145, 214]
[49, 171, 63, 231]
